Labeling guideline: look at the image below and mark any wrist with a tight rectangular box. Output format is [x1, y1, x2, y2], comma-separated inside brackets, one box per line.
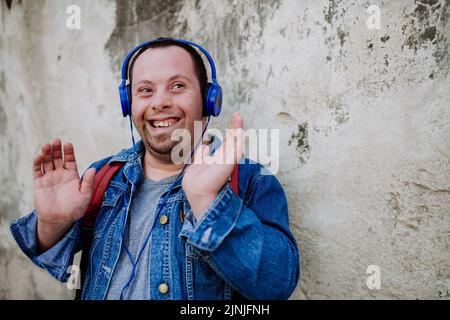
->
[37, 218, 73, 252]
[185, 192, 217, 221]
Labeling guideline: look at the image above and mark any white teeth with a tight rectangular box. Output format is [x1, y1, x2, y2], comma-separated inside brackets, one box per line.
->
[154, 121, 175, 127]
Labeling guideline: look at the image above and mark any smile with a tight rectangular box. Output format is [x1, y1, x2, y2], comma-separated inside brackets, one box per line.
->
[150, 117, 180, 128]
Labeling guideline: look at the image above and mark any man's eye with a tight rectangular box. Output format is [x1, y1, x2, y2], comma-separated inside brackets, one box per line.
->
[139, 88, 152, 93]
[173, 83, 185, 89]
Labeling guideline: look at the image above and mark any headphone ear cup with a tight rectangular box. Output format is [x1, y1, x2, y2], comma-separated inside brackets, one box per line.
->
[119, 81, 131, 117]
[203, 83, 212, 116]
[204, 82, 222, 117]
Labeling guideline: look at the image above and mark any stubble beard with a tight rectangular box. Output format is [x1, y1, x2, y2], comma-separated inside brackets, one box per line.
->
[141, 122, 195, 164]
[141, 125, 176, 163]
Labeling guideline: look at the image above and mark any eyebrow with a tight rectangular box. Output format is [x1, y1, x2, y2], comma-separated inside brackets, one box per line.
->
[132, 74, 194, 89]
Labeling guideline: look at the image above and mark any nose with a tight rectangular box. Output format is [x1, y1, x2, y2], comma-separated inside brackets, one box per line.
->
[151, 89, 172, 112]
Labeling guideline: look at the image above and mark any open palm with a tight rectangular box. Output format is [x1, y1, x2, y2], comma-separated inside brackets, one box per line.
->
[33, 140, 96, 225]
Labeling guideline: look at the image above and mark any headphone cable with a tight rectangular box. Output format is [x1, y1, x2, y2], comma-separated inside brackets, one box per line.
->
[119, 116, 211, 299]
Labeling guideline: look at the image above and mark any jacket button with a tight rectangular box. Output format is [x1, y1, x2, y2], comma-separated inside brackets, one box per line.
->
[179, 207, 185, 224]
[159, 215, 168, 225]
[158, 283, 169, 294]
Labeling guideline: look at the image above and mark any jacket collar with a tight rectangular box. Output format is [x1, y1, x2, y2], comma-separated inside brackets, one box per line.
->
[108, 140, 183, 189]
[107, 135, 222, 187]
[109, 139, 145, 163]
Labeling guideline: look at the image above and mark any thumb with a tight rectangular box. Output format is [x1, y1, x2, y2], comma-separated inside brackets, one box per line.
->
[193, 144, 210, 165]
[202, 144, 210, 160]
[80, 168, 96, 196]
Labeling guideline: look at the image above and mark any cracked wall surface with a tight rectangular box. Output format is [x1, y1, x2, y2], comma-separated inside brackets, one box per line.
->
[0, 0, 449, 299]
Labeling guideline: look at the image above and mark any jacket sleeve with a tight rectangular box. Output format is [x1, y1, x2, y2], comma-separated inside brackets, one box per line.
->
[9, 210, 82, 282]
[179, 172, 300, 300]
[8, 156, 113, 282]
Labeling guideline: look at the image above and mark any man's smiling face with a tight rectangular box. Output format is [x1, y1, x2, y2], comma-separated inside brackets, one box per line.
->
[130, 45, 204, 162]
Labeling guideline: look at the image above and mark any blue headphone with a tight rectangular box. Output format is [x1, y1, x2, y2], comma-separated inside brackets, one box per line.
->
[118, 37, 222, 118]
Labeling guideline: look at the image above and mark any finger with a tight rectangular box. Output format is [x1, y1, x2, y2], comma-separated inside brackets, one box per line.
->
[231, 111, 244, 130]
[41, 143, 54, 174]
[202, 144, 215, 165]
[203, 144, 210, 159]
[213, 131, 229, 165]
[32, 154, 44, 180]
[193, 144, 213, 165]
[221, 128, 244, 165]
[63, 142, 78, 172]
[80, 168, 96, 196]
[224, 128, 238, 164]
[51, 139, 63, 169]
[203, 144, 216, 165]
[193, 144, 205, 165]
[234, 127, 245, 162]
[225, 129, 238, 164]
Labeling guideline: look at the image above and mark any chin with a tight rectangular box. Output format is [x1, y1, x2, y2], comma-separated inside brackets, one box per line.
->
[144, 136, 176, 156]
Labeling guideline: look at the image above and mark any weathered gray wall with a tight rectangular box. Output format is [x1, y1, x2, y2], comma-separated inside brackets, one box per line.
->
[0, 0, 449, 299]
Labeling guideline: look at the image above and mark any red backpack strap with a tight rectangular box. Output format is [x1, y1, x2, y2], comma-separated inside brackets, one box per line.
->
[82, 162, 123, 229]
[230, 164, 239, 195]
[76, 161, 123, 300]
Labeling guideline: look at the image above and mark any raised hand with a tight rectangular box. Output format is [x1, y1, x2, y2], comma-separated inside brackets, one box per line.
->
[182, 112, 244, 219]
[33, 139, 96, 251]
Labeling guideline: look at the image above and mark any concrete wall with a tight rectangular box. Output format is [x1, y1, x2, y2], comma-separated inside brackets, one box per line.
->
[0, 0, 449, 299]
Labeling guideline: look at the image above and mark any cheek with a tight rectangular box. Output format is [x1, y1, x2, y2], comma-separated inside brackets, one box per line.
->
[178, 94, 203, 119]
[131, 101, 146, 122]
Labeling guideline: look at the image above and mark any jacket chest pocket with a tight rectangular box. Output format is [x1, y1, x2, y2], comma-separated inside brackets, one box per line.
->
[101, 181, 127, 208]
[94, 182, 128, 240]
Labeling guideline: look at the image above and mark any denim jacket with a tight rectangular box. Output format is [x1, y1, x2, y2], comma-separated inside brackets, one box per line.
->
[10, 140, 300, 300]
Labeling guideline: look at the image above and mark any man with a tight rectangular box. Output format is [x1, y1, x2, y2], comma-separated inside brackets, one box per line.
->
[10, 39, 300, 300]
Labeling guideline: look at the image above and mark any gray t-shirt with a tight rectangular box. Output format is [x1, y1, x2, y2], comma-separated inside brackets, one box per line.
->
[105, 174, 178, 300]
